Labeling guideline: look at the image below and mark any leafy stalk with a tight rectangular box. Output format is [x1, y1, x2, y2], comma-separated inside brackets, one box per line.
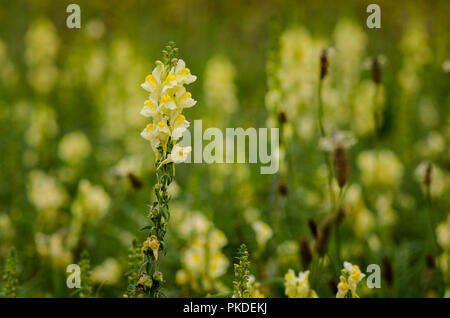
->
[233, 244, 251, 298]
[2, 248, 18, 298]
[79, 250, 93, 298]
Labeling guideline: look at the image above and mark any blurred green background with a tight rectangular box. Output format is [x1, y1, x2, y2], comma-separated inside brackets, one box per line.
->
[0, 0, 449, 298]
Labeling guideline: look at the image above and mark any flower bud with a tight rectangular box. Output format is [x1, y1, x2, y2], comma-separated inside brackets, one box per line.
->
[153, 271, 164, 284]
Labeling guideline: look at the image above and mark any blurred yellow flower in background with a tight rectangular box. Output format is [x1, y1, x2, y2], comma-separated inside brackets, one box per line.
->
[357, 150, 404, 188]
[58, 131, 92, 165]
[71, 179, 110, 222]
[284, 269, 318, 298]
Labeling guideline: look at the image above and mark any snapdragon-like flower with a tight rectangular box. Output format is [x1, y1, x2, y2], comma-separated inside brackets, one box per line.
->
[140, 58, 196, 159]
[336, 261, 365, 298]
[143, 235, 161, 261]
[336, 275, 350, 298]
[284, 269, 318, 298]
[343, 262, 365, 292]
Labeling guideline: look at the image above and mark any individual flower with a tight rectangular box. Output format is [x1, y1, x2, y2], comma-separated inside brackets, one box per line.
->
[336, 275, 350, 298]
[171, 59, 197, 84]
[176, 87, 197, 109]
[71, 179, 110, 222]
[143, 235, 160, 261]
[252, 221, 273, 249]
[284, 269, 318, 298]
[58, 131, 91, 165]
[208, 229, 228, 252]
[171, 114, 190, 140]
[208, 252, 229, 278]
[176, 269, 189, 285]
[182, 241, 206, 276]
[28, 170, 67, 213]
[343, 262, 365, 291]
[158, 145, 192, 168]
[140, 97, 158, 118]
[140, 61, 164, 94]
[336, 261, 365, 298]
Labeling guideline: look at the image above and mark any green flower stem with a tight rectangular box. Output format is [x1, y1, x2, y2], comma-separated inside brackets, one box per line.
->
[333, 187, 345, 265]
[373, 83, 381, 137]
[425, 185, 437, 253]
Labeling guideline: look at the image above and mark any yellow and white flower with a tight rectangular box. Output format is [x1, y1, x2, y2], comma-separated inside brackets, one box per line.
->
[140, 57, 196, 160]
[140, 96, 158, 118]
[336, 275, 350, 298]
[71, 179, 110, 222]
[176, 88, 197, 109]
[208, 252, 229, 278]
[177, 211, 229, 292]
[140, 61, 164, 94]
[170, 145, 191, 164]
[58, 131, 91, 165]
[337, 261, 365, 298]
[172, 59, 197, 85]
[160, 93, 178, 114]
[357, 150, 404, 188]
[143, 235, 160, 261]
[208, 229, 227, 252]
[252, 221, 273, 249]
[284, 269, 318, 298]
[343, 261, 365, 291]
[171, 114, 190, 140]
